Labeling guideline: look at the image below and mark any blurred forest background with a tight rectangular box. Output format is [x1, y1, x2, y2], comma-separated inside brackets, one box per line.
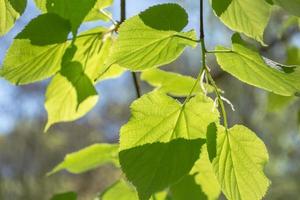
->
[0, 0, 300, 199]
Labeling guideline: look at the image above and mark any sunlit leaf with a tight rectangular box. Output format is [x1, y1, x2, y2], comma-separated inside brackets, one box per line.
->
[99, 180, 167, 200]
[84, 0, 113, 22]
[45, 0, 97, 33]
[210, 125, 270, 200]
[49, 143, 119, 175]
[0, 0, 27, 35]
[1, 40, 68, 84]
[105, 3, 197, 71]
[44, 60, 98, 131]
[211, 0, 271, 43]
[215, 33, 300, 96]
[100, 180, 138, 200]
[119, 91, 219, 200]
[73, 28, 126, 81]
[141, 69, 213, 97]
[190, 145, 221, 200]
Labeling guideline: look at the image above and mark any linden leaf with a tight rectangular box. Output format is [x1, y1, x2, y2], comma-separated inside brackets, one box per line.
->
[0, 0, 26, 35]
[49, 143, 119, 175]
[105, 4, 197, 71]
[210, 125, 270, 200]
[141, 69, 214, 97]
[119, 91, 219, 200]
[215, 33, 300, 96]
[211, 0, 272, 43]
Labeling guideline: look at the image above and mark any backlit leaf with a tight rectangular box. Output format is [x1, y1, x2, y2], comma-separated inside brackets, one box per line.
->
[215, 33, 300, 96]
[44, 60, 98, 131]
[211, 0, 272, 43]
[1, 40, 67, 84]
[49, 143, 119, 175]
[73, 28, 125, 81]
[210, 125, 270, 200]
[0, 0, 27, 35]
[1, 14, 70, 84]
[100, 180, 138, 200]
[105, 4, 197, 71]
[84, 0, 113, 22]
[190, 145, 221, 200]
[99, 180, 167, 200]
[16, 13, 71, 45]
[46, 0, 97, 33]
[119, 91, 219, 200]
[141, 69, 213, 97]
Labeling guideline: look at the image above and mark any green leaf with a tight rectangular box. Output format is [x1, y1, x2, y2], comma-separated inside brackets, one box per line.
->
[210, 125, 270, 200]
[211, 0, 272, 43]
[1, 13, 71, 84]
[1, 40, 68, 85]
[1, 26, 121, 85]
[16, 13, 71, 45]
[141, 69, 213, 97]
[120, 139, 204, 200]
[49, 143, 119, 175]
[46, 0, 97, 33]
[274, 0, 300, 17]
[119, 91, 219, 200]
[34, 0, 113, 22]
[34, 0, 47, 11]
[105, 4, 197, 71]
[190, 145, 221, 200]
[99, 180, 167, 200]
[43, 28, 125, 130]
[120, 91, 219, 149]
[84, 0, 113, 22]
[73, 28, 126, 81]
[0, 0, 27, 36]
[50, 192, 77, 200]
[100, 180, 138, 200]
[44, 60, 98, 131]
[215, 33, 300, 96]
[170, 175, 207, 200]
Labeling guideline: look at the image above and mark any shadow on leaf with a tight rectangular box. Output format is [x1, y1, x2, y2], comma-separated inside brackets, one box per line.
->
[212, 0, 232, 16]
[119, 138, 205, 200]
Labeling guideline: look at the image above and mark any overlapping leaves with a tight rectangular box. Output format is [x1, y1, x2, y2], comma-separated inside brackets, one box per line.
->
[0, 0, 26, 35]
[1, 13, 70, 84]
[105, 4, 197, 71]
[119, 91, 219, 200]
[141, 69, 213, 96]
[211, 0, 272, 43]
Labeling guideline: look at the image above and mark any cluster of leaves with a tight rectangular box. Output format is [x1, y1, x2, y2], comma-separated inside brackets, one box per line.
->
[0, 0, 300, 200]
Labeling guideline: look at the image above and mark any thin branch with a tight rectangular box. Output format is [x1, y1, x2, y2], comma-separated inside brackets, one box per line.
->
[199, 0, 229, 131]
[120, 0, 142, 98]
[206, 50, 233, 54]
[131, 71, 142, 98]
